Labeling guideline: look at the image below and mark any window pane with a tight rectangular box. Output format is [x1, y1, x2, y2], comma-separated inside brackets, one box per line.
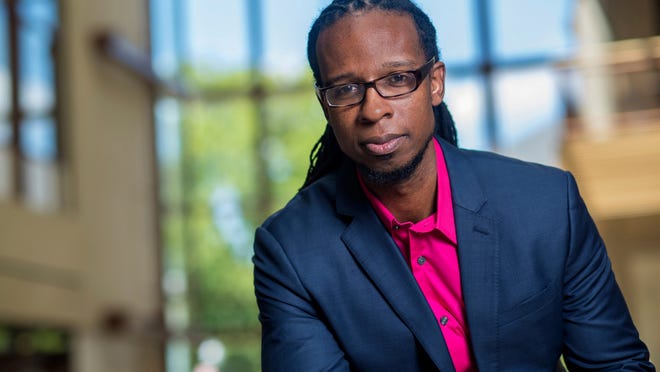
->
[494, 66, 564, 165]
[265, 90, 326, 205]
[22, 157, 58, 211]
[445, 76, 489, 150]
[20, 117, 56, 161]
[18, 0, 57, 116]
[1, 3, 11, 200]
[419, 0, 478, 65]
[151, 0, 182, 79]
[492, 0, 574, 61]
[186, 0, 249, 73]
[21, 117, 58, 211]
[262, 0, 323, 80]
[169, 99, 260, 371]
[155, 98, 182, 168]
[13, 0, 60, 212]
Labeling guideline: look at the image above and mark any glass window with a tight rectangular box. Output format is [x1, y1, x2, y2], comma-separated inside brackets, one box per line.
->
[178, 99, 261, 372]
[20, 117, 56, 161]
[17, 0, 59, 211]
[186, 0, 249, 73]
[494, 66, 565, 165]
[264, 91, 326, 202]
[445, 76, 488, 150]
[420, 0, 478, 65]
[0, 1, 11, 198]
[262, 0, 322, 80]
[152, 1, 576, 370]
[150, 0, 182, 79]
[0, 0, 60, 209]
[492, 0, 574, 61]
[0, 1, 9, 117]
[18, 0, 57, 117]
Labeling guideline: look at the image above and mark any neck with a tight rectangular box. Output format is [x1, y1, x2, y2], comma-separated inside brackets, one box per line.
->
[363, 142, 437, 223]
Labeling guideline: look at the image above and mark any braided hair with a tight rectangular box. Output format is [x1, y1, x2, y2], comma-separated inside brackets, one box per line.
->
[302, 0, 458, 189]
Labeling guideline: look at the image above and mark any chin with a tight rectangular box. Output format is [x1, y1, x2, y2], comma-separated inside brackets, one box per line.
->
[358, 154, 423, 186]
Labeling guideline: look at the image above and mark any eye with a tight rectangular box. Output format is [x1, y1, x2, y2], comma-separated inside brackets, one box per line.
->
[385, 73, 414, 87]
[331, 84, 360, 98]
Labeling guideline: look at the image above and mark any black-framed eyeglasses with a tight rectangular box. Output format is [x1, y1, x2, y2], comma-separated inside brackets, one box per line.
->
[316, 57, 436, 108]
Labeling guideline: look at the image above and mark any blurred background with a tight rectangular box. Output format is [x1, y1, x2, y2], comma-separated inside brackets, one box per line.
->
[0, 0, 658, 371]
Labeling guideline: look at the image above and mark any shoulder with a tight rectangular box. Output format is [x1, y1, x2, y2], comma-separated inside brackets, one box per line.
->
[458, 147, 567, 182]
[260, 171, 344, 237]
[254, 170, 358, 279]
[450, 146, 572, 202]
[443, 145, 580, 238]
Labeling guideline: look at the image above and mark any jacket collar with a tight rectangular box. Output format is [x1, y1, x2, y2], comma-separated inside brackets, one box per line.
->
[335, 137, 487, 214]
[334, 141, 455, 371]
[334, 137, 499, 371]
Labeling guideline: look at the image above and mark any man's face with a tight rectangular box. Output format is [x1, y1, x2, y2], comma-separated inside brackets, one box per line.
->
[316, 10, 445, 183]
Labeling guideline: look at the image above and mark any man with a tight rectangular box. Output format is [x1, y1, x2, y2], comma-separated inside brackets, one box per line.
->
[252, 0, 654, 371]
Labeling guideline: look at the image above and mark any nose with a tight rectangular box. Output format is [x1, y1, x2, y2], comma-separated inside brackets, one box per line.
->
[358, 85, 393, 124]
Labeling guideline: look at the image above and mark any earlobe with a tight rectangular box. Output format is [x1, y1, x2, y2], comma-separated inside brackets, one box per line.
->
[430, 61, 446, 106]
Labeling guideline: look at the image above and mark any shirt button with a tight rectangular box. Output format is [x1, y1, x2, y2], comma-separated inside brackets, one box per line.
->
[440, 316, 449, 326]
[393, 225, 400, 230]
[417, 256, 426, 265]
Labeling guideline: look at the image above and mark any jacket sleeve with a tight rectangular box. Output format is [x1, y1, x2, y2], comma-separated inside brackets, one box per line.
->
[561, 172, 654, 371]
[253, 225, 350, 372]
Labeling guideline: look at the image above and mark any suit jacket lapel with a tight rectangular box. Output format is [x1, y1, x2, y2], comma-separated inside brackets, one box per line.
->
[440, 141, 500, 371]
[335, 161, 456, 372]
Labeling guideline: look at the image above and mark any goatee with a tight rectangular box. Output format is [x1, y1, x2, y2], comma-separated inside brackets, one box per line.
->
[358, 134, 434, 186]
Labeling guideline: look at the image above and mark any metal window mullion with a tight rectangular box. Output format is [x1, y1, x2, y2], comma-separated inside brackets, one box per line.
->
[474, 0, 498, 149]
[8, 0, 23, 199]
[247, 0, 273, 220]
[53, 1, 63, 165]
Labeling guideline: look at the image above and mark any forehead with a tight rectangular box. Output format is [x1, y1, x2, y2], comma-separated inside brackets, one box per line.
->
[315, 10, 424, 82]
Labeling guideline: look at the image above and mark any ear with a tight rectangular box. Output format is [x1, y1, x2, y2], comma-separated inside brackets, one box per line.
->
[430, 61, 446, 106]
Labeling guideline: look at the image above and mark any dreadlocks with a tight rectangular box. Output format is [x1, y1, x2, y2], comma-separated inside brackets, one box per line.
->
[302, 0, 458, 189]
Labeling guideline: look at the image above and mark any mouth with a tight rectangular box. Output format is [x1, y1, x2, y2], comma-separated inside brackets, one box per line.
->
[360, 134, 405, 156]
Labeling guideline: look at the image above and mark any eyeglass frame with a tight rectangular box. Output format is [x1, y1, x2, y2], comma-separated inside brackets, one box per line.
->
[315, 56, 437, 108]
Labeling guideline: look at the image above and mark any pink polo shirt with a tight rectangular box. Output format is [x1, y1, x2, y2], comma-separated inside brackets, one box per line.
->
[358, 139, 476, 372]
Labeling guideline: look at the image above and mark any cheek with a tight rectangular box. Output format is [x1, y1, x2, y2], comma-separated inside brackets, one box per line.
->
[328, 123, 361, 158]
[406, 94, 435, 126]
[327, 112, 355, 138]
[327, 121, 351, 148]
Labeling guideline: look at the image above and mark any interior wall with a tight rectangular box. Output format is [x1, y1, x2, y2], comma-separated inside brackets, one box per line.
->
[0, 0, 162, 371]
[598, 215, 660, 363]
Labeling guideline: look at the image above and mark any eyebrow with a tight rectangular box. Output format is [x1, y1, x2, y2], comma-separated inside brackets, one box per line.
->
[323, 59, 418, 87]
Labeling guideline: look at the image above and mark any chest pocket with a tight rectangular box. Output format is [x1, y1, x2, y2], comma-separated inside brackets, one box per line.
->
[499, 279, 561, 328]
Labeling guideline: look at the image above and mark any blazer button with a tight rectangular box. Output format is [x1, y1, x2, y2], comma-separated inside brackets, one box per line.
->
[417, 256, 426, 265]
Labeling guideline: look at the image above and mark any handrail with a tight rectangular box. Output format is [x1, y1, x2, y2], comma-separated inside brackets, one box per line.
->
[556, 35, 660, 73]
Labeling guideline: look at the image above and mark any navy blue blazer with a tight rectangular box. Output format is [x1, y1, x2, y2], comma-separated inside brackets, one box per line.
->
[253, 138, 653, 371]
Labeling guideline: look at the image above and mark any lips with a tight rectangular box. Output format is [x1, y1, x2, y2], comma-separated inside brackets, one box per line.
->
[361, 134, 405, 156]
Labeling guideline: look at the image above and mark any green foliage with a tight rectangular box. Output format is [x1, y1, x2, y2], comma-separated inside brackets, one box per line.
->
[263, 92, 327, 211]
[160, 69, 326, 371]
[0, 327, 10, 353]
[28, 328, 68, 354]
[0, 327, 68, 355]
